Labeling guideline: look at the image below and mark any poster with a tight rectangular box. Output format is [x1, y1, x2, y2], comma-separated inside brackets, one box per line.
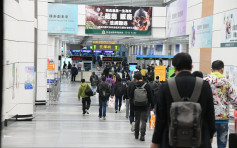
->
[85, 5, 152, 35]
[175, 44, 180, 53]
[168, 67, 175, 78]
[221, 9, 237, 47]
[155, 66, 166, 82]
[190, 16, 213, 48]
[48, 4, 78, 34]
[25, 66, 34, 90]
[156, 45, 163, 52]
[47, 59, 55, 84]
[166, 0, 187, 37]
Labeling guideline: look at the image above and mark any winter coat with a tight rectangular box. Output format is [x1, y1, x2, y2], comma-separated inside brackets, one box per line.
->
[105, 78, 115, 89]
[152, 71, 216, 148]
[204, 72, 237, 120]
[71, 67, 78, 75]
[78, 83, 91, 99]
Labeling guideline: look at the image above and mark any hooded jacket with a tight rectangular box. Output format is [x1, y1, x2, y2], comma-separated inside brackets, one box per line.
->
[78, 82, 91, 99]
[204, 72, 237, 120]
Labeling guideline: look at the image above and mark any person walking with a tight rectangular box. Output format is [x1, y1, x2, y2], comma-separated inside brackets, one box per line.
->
[204, 60, 237, 148]
[78, 79, 91, 115]
[63, 61, 67, 75]
[130, 72, 154, 141]
[71, 64, 78, 81]
[150, 53, 216, 148]
[90, 72, 99, 95]
[97, 76, 111, 120]
[105, 74, 115, 91]
[111, 77, 125, 113]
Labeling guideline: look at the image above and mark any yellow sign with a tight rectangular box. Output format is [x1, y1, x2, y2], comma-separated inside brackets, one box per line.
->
[154, 66, 166, 81]
[92, 40, 117, 44]
[47, 63, 55, 71]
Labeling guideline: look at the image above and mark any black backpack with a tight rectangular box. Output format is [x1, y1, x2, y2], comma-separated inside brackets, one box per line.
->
[85, 84, 93, 96]
[116, 83, 125, 97]
[99, 83, 110, 100]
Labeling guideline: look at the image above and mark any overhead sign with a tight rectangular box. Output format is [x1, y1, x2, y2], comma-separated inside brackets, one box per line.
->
[166, 0, 187, 37]
[103, 57, 113, 61]
[48, 4, 78, 34]
[93, 44, 119, 51]
[72, 56, 93, 61]
[221, 9, 237, 47]
[92, 41, 118, 44]
[190, 16, 213, 48]
[86, 5, 152, 35]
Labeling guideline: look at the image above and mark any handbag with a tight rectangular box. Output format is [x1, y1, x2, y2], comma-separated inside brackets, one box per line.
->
[85, 84, 93, 96]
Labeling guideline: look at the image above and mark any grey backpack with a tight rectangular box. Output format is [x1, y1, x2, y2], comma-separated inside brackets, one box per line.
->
[134, 83, 148, 106]
[168, 77, 203, 148]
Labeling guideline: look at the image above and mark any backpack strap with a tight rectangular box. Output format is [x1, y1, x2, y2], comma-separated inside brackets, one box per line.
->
[190, 77, 203, 102]
[141, 83, 147, 88]
[167, 78, 182, 102]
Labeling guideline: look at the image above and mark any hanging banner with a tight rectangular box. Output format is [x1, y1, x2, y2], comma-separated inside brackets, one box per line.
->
[25, 66, 34, 90]
[168, 67, 175, 78]
[175, 44, 180, 53]
[85, 5, 152, 35]
[155, 66, 166, 81]
[190, 16, 213, 48]
[48, 4, 78, 34]
[221, 9, 237, 47]
[166, 0, 187, 37]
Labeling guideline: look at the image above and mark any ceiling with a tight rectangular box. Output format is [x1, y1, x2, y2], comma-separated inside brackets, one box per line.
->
[52, 0, 165, 7]
[49, 0, 189, 46]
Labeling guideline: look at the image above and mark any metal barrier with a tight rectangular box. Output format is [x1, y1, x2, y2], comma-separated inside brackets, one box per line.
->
[48, 78, 61, 105]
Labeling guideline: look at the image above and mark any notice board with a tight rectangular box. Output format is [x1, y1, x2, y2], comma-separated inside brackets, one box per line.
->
[155, 66, 166, 81]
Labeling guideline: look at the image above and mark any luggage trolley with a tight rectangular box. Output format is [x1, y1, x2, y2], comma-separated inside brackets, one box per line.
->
[48, 78, 61, 105]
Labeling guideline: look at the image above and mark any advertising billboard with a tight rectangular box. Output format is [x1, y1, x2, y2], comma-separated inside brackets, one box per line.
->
[221, 9, 237, 47]
[48, 4, 78, 34]
[190, 16, 213, 48]
[166, 0, 187, 37]
[86, 5, 152, 35]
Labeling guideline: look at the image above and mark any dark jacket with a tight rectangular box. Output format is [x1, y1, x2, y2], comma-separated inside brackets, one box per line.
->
[130, 81, 154, 112]
[148, 81, 159, 105]
[111, 82, 124, 97]
[152, 71, 216, 148]
[97, 82, 111, 100]
[90, 74, 99, 86]
[71, 67, 78, 75]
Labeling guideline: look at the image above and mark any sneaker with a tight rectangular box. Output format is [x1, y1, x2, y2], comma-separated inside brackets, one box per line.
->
[86, 111, 89, 114]
[131, 122, 135, 132]
[82, 112, 86, 115]
[103, 117, 106, 120]
[140, 136, 145, 141]
[115, 111, 118, 113]
[135, 135, 139, 139]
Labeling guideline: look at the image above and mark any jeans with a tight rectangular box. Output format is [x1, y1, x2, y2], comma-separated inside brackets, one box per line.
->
[82, 97, 91, 113]
[126, 99, 130, 118]
[115, 96, 122, 111]
[99, 99, 107, 117]
[92, 86, 97, 94]
[71, 75, 76, 81]
[215, 122, 228, 148]
[134, 111, 148, 137]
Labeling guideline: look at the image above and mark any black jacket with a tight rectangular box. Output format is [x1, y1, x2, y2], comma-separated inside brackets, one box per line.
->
[97, 82, 111, 100]
[130, 81, 154, 112]
[90, 75, 99, 86]
[71, 67, 78, 75]
[152, 71, 216, 148]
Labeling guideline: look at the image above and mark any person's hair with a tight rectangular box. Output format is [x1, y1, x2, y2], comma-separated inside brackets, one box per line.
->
[212, 60, 224, 70]
[109, 74, 113, 78]
[101, 76, 106, 81]
[73, 64, 75, 66]
[136, 66, 139, 69]
[134, 72, 142, 80]
[192, 71, 203, 78]
[156, 76, 160, 80]
[81, 79, 85, 83]
[147, 75, 153, 82]
[172, 52, 192, 71]
[92, 72, 95, 75]
[114, 69, 117, 73]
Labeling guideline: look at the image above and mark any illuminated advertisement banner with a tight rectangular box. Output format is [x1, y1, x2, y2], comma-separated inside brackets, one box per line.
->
[86, 5, 152, 35]
[93, 44, 119, 51]
[166, 0, 187, 37]
[221, 9, 237, 47]
[48, 4, 78, 34]
[190, 16, 213, 48]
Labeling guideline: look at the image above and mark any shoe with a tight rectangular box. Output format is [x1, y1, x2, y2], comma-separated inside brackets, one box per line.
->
[103, 117, 106, 120]
[115, 111, 118, 113]
[135, 135, 139, 139]
[131, 122, 135, 132]
[83, 112, 86, 115]
[140, 136, 145, 141]
[86, 111, 89, 114]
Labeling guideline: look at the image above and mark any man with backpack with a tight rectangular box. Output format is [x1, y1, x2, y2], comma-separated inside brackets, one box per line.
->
[97, 76, 111, 120]
[130, 72, 154, 141]
[111, 77, 125, 113]
[113, 69, 121, 83]
[150, 53, 216, 148]
[71, 64, 78, 81]
[204, 60, 237, 148]
[105, 74, 115, 91]
[90, 72, 99, 95]
[78, 79, 92, 115]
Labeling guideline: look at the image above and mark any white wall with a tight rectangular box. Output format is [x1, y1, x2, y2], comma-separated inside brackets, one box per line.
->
[3, 0, 35, 121]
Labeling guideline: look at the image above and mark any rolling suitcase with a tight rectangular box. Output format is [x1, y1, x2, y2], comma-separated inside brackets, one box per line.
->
[229, 109, 237, 148]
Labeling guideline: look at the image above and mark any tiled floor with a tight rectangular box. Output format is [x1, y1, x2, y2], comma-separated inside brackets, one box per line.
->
[1, 78, 235, 147]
